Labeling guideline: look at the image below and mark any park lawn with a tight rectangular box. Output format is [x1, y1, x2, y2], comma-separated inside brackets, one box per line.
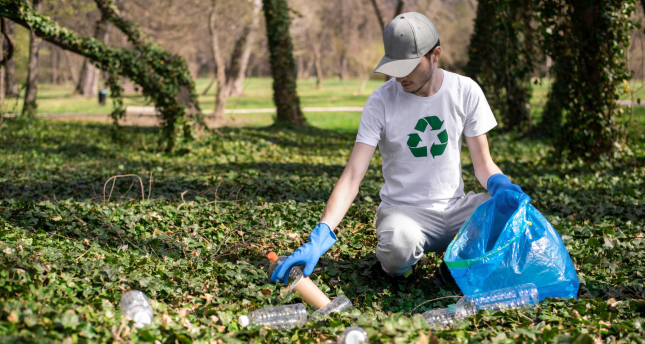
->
[1, 107, 644, 343]
[1, 78, 385, 115]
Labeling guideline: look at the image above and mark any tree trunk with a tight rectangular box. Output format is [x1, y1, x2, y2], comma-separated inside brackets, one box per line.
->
[0, 22, 4, 110]
[209, 1, 229, 119]
[303, 55, 314, 79]
[3, 20, 17, 97]
[309, 30, 323, 89]
[226, 0, 261, 97]
[62, 50, 79, 84]
[22, 0, 43, 117]
[262, 0, 306, 126]
[339, 54, 348, 86]
[51, 46, 59, 84]
[76, 13, 110, 96]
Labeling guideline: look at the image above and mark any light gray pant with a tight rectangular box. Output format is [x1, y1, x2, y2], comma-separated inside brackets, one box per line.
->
[375, 191, 490, 276]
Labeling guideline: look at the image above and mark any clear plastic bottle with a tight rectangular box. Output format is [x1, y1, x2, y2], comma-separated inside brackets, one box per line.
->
[458, 283, 539, 312]
[337, 326, 369, 344]
[238, 303, 308, 330]
[120, 290, 154, 328]
[423, 283, 539, 327]
[310, 295, 353, 320]
[267, 252, 303, 283]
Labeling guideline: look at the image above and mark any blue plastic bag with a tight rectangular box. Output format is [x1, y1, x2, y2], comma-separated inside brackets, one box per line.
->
[444, 190, 579, 300]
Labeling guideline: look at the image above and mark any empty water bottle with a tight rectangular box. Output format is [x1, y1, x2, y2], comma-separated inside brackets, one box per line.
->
[120, 290, 154, 328]
[310, 295, 353, 320]
[423, 283, 539, 328]
[238, 303, 308, 330]
[267, 252, 303, 283]
[422, 306, 463, 328]
[337, 326, 369, 344]
[458, 283, 539, 312]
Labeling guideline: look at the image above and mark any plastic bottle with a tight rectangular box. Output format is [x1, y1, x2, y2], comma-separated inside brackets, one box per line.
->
[238, 303, 308, 330]
[458, 283, 539, 312]
[337, 326, 369, 344]
[423, 283, 539, 327]
[310, 295, 353, 320]
[120, 290, 154, 328]
[267, 252, 303, 283]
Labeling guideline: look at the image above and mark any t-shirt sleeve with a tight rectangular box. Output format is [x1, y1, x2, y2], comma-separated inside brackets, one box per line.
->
[463, 78, 497, 137]
[356, 93, 385, 147]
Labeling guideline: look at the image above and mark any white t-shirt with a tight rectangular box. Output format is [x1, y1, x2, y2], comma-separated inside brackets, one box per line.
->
[356, 69, 497, 211]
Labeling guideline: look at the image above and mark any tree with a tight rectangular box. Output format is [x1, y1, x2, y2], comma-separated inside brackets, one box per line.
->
[22, 0, 43, 116]
[262, 0, 306, 127]
[226, 0, 262, 97]
[76, 10, 109, 97]
[1, 0, 204, 151]
[538, 0, 636, 158]
[208, 0, 228, 119]
[2, 19, 17, 97]
[465, 0, 536, 132]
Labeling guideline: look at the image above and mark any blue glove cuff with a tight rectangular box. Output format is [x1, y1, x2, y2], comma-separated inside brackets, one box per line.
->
[313, 222, 337, 256]
[487, 173, 524, 198]
[487, 173, 511, 197]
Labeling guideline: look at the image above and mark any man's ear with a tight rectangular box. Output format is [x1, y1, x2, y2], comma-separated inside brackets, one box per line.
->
[433, 46, 442, 63]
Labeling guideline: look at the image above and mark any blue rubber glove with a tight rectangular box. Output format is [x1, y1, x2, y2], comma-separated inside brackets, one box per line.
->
[271, 222, 337, 284]
[487, 173, 524, 197]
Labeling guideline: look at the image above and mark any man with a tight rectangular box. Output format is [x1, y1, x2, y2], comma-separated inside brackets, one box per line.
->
[271, 12, 524, 286]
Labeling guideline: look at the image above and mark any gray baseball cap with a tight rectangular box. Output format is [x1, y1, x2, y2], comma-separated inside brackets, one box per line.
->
[374, 12, 439, 78]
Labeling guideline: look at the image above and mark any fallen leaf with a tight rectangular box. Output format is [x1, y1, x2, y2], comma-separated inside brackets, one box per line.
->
[52, 216, 62, 221]
[203, 293, 214, 303]
[210, 315, 219, 323]
[161, 313, 173, 326]
[215, 325, 226, 332]
[7, 312, 19, 323]
[417, 332, 428, 344]
[260, 288, 272, 296]
[3, 247, 12, 254]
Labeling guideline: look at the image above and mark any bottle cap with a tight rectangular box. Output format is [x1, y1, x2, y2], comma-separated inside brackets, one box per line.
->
[238, 315, 250, 327]
[338, 327, 368, 344]
[132, 312, 152, 328]
[267, 252, 278, 262]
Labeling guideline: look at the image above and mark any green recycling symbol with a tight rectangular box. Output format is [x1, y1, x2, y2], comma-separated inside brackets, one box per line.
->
[407, 116, 448, 158]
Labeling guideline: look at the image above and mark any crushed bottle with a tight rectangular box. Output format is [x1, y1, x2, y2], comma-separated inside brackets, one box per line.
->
[238, 303, 308, 330]
[267, 252, 303, 284]
[337, 326, 369, 344]
[120, 290, 154, 328]
[423, 283, 539, 328]
[310, 295, 353, 320]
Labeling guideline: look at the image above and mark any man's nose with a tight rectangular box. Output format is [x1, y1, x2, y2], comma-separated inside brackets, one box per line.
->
[395, 77, 405, 83]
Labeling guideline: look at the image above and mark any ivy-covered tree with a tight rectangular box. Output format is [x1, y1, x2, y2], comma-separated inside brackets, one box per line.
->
[0, 0, 204, 151]
[465, 0, 537, 132]
[22, 0, 42, 117]
[262, 0, 306, 127]
[538, 0, 636, 158]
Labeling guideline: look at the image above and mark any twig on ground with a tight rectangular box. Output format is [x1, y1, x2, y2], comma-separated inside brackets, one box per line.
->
[103, 174, 145, 203]
[147, 169, 153, 201]
[409, 295, 463, 315]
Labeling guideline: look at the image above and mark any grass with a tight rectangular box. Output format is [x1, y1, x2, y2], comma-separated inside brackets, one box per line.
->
[1, 78, 385, 115]
[2, 76, 642, 117]
[0, 79, 644, 343]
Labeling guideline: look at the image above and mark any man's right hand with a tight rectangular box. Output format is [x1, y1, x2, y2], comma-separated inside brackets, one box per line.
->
[270, 223, 337, 284]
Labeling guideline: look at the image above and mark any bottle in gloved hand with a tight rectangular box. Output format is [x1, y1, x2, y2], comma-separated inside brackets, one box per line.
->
[120, 290, 154, 328]
[238, 303, 308, 330]
[267, 252, 302, 283]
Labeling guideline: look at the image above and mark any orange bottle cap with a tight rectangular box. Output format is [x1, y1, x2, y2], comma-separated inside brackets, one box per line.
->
[267, 252, 278, 262]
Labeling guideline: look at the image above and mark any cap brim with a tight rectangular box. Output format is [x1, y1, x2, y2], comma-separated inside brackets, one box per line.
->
[373, 55, 422, 78]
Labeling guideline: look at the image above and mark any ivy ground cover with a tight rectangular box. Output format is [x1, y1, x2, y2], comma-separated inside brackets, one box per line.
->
[1, 117, 644, 343]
